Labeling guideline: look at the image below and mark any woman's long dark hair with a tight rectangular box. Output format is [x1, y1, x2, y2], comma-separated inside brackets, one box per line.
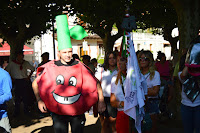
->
[103, 51, 117, 71]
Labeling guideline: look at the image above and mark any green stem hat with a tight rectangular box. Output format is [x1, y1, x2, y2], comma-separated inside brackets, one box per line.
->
[56, 15, 88, 51]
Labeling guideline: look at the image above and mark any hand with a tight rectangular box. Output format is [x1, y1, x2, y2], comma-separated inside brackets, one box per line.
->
[180, 66, 188, 80]
[97, 100, 106, 113]
[38, 100, 48, 113]
[119, 101, 124, 108]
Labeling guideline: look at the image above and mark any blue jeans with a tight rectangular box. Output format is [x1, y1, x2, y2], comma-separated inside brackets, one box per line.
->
[181, 104, 200, 133]
[145, 99, 159, 115]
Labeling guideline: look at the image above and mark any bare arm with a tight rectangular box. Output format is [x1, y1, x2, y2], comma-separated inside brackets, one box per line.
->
[32, 79, 47, 113]
[97, 82, 106, 113]
[110, 93, 124, 108]
[147, 85, 160, 97]
[180, 66, 188, 80]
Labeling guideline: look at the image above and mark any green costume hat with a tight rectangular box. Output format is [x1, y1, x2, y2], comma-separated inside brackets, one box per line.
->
[56, 15, 88, 51]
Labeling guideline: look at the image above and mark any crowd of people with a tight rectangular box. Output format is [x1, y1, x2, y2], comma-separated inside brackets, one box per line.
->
[0, 15, 200, 133]
[0, 40, 200, 133]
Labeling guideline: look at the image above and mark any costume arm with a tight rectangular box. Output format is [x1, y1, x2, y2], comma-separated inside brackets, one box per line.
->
[32, 79, 47, 113]
[0, 73, 12, 104]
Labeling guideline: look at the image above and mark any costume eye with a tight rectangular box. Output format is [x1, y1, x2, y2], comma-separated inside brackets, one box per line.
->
[56, 75, 65, 85]
[69, 76, 77, 86]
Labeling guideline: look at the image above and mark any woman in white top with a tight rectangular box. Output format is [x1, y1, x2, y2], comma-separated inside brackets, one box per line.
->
[110, 56, 132, 133]
[96, 51, 118, 133]
[138, 50, 161, 133]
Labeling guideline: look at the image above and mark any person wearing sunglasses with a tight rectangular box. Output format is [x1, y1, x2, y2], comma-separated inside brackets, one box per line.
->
[138, 50, 161, 133]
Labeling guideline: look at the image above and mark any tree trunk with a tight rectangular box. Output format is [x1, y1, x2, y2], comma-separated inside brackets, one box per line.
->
[9, 40, 24, 61]
[169, 0, 200, 50]
[163, 26, 179, 53]
[102, 32, 116, 54]
[168, 0, 200, 118]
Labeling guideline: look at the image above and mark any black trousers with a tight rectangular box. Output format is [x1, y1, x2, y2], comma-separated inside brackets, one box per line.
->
[51, 113, 86, 133]
[13, 79, 34, 114]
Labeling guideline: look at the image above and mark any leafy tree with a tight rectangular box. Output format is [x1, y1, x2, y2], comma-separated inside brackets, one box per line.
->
[169, 0, 200, 50]
[130, 0, 178, 51]
[0, 0, 65, 59]
[67, 0, 180, 53]
[68, 0, 131, 53]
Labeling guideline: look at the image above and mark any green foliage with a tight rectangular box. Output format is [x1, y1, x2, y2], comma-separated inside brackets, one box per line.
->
[131, 0, 177, 31]
[0, 0, 179, 56]
[0, 0, 68, 59]
[67, 0, 132, 52]
[66, 0, 178, 53]
[98, 59, 104, 65]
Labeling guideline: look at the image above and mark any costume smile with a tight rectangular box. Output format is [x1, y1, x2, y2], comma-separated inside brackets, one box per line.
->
[52, 91, 81, 104]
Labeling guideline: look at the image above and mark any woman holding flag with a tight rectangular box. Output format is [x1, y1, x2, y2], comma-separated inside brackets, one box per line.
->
[110, 29, 147, 133]
[110, 55, 133, 133]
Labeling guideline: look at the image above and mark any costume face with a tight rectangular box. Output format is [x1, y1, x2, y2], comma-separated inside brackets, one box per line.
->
[37, 61, 98, 115]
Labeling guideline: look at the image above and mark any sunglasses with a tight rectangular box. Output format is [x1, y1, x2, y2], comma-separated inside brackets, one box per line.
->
[139, 57, 149, 61]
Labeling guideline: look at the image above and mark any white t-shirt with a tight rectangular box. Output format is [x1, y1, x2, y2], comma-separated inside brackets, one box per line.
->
[178, 72, 200, 107]
[144, 71, 161, 98]
[95, 67, 118, 97]
[6, 60, 35, 79]
[111, 75, 126, 111]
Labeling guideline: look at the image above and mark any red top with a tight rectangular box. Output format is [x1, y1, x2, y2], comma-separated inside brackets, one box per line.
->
[155, 60, 171, 80]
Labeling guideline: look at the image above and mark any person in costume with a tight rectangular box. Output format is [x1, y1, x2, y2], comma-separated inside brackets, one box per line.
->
[178, 36, 200, 133]
[6, 51, 35, 117]
[95, 51, 118, 133]
[138, 50, 161, 133]
[0, 68, 12, 133]
[32, 15, 105, 133]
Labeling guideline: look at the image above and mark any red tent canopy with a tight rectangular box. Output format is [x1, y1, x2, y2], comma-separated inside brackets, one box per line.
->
[0, 43, 33, 56]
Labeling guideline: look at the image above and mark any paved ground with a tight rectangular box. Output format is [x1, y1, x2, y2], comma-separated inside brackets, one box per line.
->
[11, 113, 100, 133]
[7, 98, 184, 133]
[10, 112, 184, 133]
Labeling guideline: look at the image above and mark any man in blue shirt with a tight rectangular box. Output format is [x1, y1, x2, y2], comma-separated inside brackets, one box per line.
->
[0, 68, 12, 133]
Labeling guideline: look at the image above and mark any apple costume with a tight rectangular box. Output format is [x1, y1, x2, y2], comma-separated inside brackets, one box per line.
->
[36, 15, 98, 116]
